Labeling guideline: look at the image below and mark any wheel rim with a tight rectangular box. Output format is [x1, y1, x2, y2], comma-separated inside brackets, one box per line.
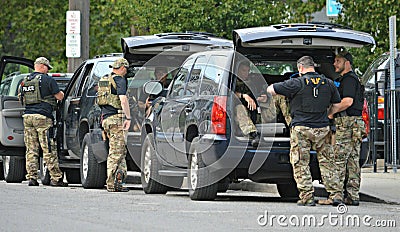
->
[143, 143, 152, 184]
[190, 152, 198, 190]
[82, 144, 89, 179]
[4, 156, 10, 176]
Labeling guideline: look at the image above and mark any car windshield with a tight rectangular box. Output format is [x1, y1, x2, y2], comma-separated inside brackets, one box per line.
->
[361, 53, 390, 86]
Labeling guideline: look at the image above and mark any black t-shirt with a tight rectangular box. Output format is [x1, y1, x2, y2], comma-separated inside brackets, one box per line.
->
[101, 74, 128, 120]
[23, 72, 60, 120]
[273, 72, 341, 128]
[337, 71, 362, 116]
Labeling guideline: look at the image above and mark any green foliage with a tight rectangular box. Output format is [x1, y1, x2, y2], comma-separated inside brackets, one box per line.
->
[0, 0, 398, 73]
[335, 0, 400, 72]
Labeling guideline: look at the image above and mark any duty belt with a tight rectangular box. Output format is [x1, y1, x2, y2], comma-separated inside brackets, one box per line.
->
[335, 111, 347, 118]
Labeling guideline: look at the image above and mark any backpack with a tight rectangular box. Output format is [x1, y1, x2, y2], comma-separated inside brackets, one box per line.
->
[97, 74, 122, 109]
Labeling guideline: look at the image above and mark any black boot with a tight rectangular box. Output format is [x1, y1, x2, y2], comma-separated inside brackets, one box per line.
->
[249, 132, 260, 147]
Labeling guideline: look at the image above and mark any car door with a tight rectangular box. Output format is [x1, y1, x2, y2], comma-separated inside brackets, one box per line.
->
[173, 55, 207, 166]
[156, 58, 195, 165]
[0, 56, 33, 148]
[63, 62, 94, 156]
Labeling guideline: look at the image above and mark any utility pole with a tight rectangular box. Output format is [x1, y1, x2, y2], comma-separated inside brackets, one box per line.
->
[67, 0, 89, 73]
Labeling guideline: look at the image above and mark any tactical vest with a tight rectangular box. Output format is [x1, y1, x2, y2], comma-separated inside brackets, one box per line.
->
[340, 72, 364, 112]
[290, 74, 331, 113]
[97, 74, 122, 109]
[21, 74, 57, 107]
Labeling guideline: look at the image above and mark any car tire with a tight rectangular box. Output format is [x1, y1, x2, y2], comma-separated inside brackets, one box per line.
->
[80, 133, 106, 189]
[141, 133, 169, 194]
[277, 181, 299, 199]
[2, 156, 25, 183]
[39, 157, 51, 185]
[217, 177, 230, 193]
[65, 169, 81, 184]
[188, 137, 218, 201]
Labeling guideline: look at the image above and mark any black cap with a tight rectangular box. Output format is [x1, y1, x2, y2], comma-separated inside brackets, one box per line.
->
[337, 49, 353, 65]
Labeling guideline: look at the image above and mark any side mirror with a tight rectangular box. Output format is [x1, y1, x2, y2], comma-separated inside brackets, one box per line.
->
[143, 81, 163, 95]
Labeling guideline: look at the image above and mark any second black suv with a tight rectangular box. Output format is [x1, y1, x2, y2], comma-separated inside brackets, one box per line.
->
[54, 32, 232, 188]
[139, 23, 375, 200]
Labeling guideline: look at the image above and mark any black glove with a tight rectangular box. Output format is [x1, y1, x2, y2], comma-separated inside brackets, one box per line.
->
[329, 119, 336, 133]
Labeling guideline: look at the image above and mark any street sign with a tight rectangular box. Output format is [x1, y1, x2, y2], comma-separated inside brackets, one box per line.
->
[66, 11, 81, 34]
[326, 0, 342, 17]
[66, 34, 81, 58]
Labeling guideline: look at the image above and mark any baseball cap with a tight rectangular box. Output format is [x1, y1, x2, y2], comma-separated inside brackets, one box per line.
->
[109, 58, 129, 69]
[337, 49, 353, 65]
[34, 57, 53, 70]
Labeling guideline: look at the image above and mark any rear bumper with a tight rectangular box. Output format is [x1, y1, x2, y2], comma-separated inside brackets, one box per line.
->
[197, 136, 320, 183]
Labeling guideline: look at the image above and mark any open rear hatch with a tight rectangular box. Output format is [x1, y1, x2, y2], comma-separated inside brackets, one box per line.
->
[233, 23, 375, 51]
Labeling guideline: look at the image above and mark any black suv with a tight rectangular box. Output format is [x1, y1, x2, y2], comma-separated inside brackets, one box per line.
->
[139, 23, 375, 200]
[52, 33, 232, 188]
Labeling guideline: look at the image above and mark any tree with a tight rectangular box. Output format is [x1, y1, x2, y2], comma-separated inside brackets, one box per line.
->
[335, 0, 400, 71]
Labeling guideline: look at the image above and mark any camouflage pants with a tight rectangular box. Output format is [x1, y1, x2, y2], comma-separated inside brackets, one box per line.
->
[260, 95, 292, 126]
[235, 104, 257, 136]
[102, 114, 127, 190]
[334, 116, 364, 201]
[290, 126, 342, 201]
[23, 114, 63, 182]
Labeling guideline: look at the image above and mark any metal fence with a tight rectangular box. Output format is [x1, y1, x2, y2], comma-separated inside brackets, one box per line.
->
[368, 68, 399, 173]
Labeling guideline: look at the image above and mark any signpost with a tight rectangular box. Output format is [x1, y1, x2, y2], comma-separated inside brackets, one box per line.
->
[389, 16, 397, 173]
[66, 10, 81, 58]
[326, 0, 342, 17]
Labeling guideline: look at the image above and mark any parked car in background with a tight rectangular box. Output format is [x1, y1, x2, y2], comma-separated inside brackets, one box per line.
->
[361, 51, 400, 159]
[0, 56, 72, 182]
[139, 23, 375, 200]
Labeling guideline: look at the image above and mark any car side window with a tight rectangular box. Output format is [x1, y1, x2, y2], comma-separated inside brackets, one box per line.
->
[86, 61, 112, 97]
[186, 56, 207, 96]
[169, 58, 194, 98]
[200, 55, 228, 95]
[76, 63, 94, 97]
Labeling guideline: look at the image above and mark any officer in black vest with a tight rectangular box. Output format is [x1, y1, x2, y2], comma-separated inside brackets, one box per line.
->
[20, 57, 67, 187]
[267, 56, 342, 206]
[328, 49, 365, 206]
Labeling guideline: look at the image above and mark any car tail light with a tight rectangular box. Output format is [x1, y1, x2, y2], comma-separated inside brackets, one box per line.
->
[211, 96, 227, 135]
[377, 96, 384, 120]
[362, 99, 370, 135]
[377, 96, 384, 104]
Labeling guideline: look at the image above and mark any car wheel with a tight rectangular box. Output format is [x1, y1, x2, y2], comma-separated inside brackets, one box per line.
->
[141, 133, 168, 194]
[217, 177, 230, 193]
[276, 181, 299, 199]
[39, 157, 51, 185]
[65, 169, 81, 184]
[80, 133, 106, 189]
[2, 156, 25, 183]
[188, 137, 218, 200]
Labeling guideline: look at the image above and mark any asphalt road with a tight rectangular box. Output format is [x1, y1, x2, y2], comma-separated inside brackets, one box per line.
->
[0, 179, 399, 232]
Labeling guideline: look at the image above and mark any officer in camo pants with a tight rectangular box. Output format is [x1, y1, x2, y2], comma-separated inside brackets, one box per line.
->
[260, 94, 292, 126]
[267, 56, 342, 206]
[21, 57, 67, 187]
[100, 58, 131, 192]
[234, 61, 269, 147]
[328, 50, 365, 206]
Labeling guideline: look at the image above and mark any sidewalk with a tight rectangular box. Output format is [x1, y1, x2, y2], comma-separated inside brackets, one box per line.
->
[231, 161, 400, 204]
[359, 165, 400, 204]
